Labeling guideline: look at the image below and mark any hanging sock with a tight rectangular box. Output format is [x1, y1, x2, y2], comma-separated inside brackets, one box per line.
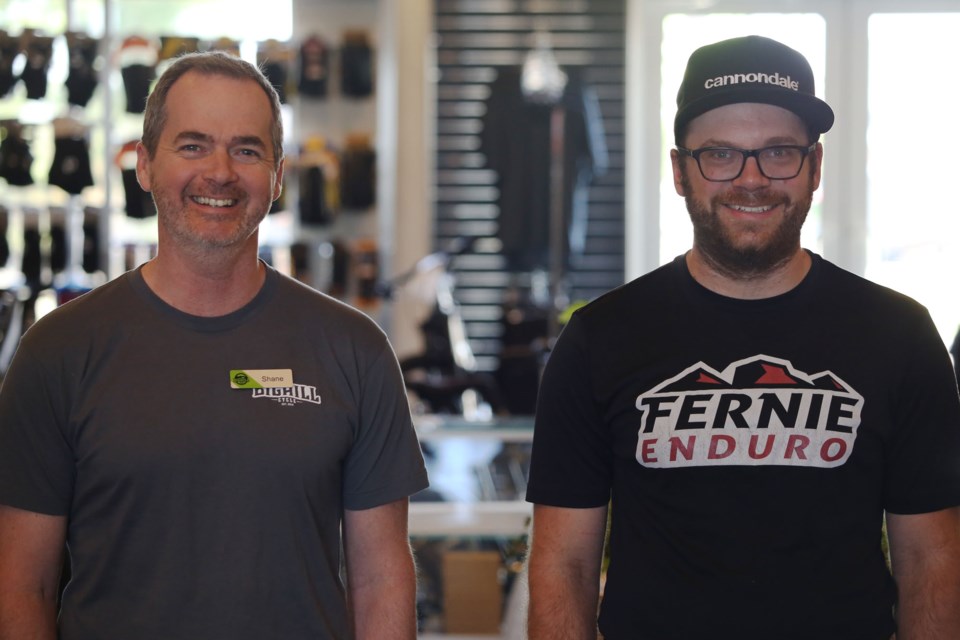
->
[298, 136, 340, 225]
[20, 31, 54, 100]
[0, 205, 9, 268]
[48, 117, 94, 195]
[21, 224, 42, 287]
[340, 30, 373, 98]
[82, 208, 101, 274]
[340, 133, 376, 210]
[115, 140, 155, 218]
[297, 35, 329, 98]
[118, 35, 157, 114]
[0, 121, 34, 186]
[0, 30, 20, 97]
[258, 39, 293, 103]
[65, 31, 101, 107]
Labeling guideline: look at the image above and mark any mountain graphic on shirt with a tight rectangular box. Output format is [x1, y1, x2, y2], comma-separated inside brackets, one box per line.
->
[634, 355, 863, 469]
[653, 356, 851, 395]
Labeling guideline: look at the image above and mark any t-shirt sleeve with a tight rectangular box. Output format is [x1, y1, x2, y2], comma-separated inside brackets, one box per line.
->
[342, 340, 428, 510]
[883, 308, 960, 514]
[0, 335, 75, 515]
[526, 312, 613, 508]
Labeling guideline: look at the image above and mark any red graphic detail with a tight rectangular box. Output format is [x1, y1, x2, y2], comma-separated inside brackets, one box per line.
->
[697, 373, 722, 384]
[756, 364, 797, 385]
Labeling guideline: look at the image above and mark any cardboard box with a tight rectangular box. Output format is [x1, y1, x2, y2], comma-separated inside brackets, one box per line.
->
[442, 550, 503, 634]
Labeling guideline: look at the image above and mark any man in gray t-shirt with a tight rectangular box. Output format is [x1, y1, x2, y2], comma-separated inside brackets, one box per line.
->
[0, 51, 428, 640]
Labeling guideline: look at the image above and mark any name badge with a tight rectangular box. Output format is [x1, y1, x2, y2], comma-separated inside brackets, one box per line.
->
[230, 369, 294, 389]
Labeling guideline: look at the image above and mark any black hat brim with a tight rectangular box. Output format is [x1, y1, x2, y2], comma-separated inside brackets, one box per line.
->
[674, 86, 835, 141]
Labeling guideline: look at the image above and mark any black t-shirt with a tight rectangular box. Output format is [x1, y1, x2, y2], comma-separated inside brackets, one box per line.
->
[527, 253, 960, 640]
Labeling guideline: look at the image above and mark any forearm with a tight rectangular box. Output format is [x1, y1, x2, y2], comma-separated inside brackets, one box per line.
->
[888, 508, 960, 640]
[526, 504, 607, 640]
[348, 553, 418, 640]
[0, 506, 66, 640]
[527, 553, 601, 640]
[895, 562, 960, 639]
[0, 592, 58, 640]
[343, 500, 418, 640]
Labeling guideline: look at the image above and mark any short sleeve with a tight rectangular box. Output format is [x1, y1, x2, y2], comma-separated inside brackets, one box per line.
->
[526, 313, 613, 508]
[883, 310, 960, 514]
[342, 341, 428, 510]
[0, 336, 76, 515]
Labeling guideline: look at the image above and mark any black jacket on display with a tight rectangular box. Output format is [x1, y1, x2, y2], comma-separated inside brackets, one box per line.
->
[480, 66, 607, 273]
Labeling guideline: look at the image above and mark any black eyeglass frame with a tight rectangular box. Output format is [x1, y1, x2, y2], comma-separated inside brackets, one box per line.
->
[676, 142, 818, 182]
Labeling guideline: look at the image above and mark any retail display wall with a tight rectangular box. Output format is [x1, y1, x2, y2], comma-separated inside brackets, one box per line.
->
[0, 2, 384, 316]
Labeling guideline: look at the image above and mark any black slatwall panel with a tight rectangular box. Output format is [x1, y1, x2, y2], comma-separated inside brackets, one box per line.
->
[434, 0, 626, 371]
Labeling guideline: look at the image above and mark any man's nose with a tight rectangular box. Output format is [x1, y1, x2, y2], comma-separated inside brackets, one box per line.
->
[732, 155, 770, 188]
[202, 148, 239, 183]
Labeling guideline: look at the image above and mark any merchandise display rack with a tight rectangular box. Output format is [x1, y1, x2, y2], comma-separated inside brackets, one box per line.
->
[0, 0, 385, 306]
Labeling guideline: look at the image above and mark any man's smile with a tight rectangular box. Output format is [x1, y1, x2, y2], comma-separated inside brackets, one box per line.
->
[191, 195, 238, 208]
[725, 203, 777, 214]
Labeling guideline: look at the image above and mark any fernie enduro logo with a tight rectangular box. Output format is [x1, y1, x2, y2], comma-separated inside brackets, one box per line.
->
[251, 385, 322, 407]
[635, 355, 863, 469]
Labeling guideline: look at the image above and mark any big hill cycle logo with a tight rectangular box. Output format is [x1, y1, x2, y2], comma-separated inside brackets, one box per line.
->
[635, 355, 862, 469]
[251, 385, 322, 407]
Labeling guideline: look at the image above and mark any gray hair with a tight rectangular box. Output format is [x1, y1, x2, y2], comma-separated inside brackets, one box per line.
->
[140, 50, 284, 169]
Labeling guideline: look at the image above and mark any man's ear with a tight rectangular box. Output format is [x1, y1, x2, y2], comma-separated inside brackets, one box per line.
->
[135, 142, 151, 192]
[272, 157, 285, 202]
[670, 149, 687, 196]
[810, 141, 824, 192]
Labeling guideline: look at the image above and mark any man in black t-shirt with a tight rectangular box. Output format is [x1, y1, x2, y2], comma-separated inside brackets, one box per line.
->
[526, 35, 960, 640]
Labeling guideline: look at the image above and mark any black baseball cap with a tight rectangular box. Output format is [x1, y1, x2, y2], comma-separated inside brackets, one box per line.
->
[674, 35, 834, 142]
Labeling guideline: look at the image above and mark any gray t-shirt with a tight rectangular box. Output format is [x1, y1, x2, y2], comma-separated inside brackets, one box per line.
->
[0, 265, 429, 639]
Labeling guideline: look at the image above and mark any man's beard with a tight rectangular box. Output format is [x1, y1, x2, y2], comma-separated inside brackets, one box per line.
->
[149, 178, 267, 253]
[680, 164, 814, 280]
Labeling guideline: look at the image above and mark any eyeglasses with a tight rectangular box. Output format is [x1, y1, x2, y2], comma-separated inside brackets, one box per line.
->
[676, 143, 817, 182]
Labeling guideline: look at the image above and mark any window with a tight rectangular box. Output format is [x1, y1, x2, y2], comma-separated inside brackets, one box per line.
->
[865, 12, 960, 343]
[633, 0, 960, 347]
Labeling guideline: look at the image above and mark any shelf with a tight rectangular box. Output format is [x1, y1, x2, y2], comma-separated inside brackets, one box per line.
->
[409, 500, 531, 538]
[414, 415, 534, 442]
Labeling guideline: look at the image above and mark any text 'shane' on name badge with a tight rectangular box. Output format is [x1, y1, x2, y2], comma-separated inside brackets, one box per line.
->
[230, 369, 294, 389]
